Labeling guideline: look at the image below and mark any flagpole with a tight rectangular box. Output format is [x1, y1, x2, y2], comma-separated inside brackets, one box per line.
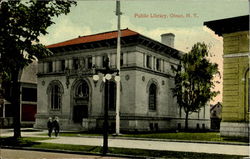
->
[115, 0, 121, 135]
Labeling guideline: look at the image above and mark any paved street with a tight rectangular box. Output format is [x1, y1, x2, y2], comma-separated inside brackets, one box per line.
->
[0, 149, 128, 159]
[1, 129, 249, 157]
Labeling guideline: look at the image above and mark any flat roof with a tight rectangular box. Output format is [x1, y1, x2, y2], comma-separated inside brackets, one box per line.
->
[204, 15, 249, 36]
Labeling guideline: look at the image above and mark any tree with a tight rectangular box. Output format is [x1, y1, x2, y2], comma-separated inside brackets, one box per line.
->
[172, 42, 219, 130]
[0, 0, 76, 138]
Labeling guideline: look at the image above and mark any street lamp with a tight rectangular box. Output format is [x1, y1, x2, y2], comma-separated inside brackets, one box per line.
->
[92, 55, 119, 155]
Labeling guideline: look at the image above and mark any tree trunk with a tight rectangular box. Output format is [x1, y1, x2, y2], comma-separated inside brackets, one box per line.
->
[12, 69, 21, 138]
[184, 111, 189, 131]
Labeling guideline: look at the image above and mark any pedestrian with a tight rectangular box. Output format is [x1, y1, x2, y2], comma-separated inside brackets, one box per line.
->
[53, 116, 60, 137]
[47, 117, 53, 137]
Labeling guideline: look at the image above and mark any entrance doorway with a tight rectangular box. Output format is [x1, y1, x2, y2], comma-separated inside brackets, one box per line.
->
[73, 105, 88, 123]
[73, 80, 90, 123]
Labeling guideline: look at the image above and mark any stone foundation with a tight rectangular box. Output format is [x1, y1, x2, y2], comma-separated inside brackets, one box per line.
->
[220, 122, 249, 137]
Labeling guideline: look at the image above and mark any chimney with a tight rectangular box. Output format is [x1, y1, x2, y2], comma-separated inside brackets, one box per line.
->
[161, 33, 175, 48]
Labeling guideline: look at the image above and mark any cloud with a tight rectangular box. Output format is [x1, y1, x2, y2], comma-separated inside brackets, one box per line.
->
[111, 15, 223, 52]
[39, 18, 93, 45]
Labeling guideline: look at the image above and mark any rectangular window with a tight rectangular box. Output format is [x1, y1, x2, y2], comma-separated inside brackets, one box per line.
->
[156, 58, 161, 71]
[149, 94, 156, 110]
[61, 60, 65, 71]
[146, 55, 151, 68]
[102, 56, 106, 68]
[73, 59, 79, 70]
[51, 85, 60, 110]
[22, 87, 37, 102]
[87, 56, 92, 69]
[48, 62, 52, 72]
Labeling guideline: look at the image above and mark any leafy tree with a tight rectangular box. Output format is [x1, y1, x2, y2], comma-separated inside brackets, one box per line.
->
[0, 0, 76, 138]
[172, 42, 219, 130]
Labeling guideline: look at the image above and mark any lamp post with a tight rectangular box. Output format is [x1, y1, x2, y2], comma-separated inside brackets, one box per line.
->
[92, 55, 119, 155]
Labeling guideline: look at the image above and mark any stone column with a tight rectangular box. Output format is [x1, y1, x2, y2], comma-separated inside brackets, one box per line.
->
[44, 62, 48, 73]
[123, 52, 127, 66]
[84, 57, 88, 69]
[52, 61, 56, 72]
[107, 54, 111, 66]
[151, 56, 154, 69]
[56, 60, 61, 72]
[38, 62, 44, 73]
[154, 57, 157, 70]
[162, 59, 165, 72]
[92, 56, 96, 67]
[142, 53, 145, 67]
[68, 59, 73, 70]
[96, 56, 102, 68]
[161, 59, 164, 72]
[65, 59, 69, 69]
[111, 54, 116, 67]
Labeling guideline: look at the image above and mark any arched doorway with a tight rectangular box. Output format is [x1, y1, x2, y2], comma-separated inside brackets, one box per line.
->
[72, 80, 90, 123]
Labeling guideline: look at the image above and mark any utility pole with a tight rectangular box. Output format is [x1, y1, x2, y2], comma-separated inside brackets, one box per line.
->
[115, 0, 122, 135]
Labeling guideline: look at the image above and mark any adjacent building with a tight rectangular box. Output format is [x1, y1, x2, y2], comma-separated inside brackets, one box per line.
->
[0, 61, 38, 127]
[210, 102, 222, 130]
[204, 15, 249, 137]
[34, 29, 210, 132]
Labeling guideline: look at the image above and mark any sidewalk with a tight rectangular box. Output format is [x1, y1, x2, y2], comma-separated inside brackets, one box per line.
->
[1, 128, 249, 156]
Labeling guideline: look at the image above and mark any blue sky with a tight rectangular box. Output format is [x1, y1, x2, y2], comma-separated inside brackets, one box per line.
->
[39, 0, 249, 103]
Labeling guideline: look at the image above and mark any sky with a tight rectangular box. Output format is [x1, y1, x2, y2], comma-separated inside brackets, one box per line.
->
[39, 0, 249, 104]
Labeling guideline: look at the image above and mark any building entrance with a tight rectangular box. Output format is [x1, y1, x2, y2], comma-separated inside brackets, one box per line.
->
[73, 105, 88, 123]
[72, 80, 89, 123]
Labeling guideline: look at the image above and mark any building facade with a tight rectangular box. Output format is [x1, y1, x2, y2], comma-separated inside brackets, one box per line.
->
[204, 15, 249, 137]
[0, 61, 37, 127]
[34, 29, 210, 132]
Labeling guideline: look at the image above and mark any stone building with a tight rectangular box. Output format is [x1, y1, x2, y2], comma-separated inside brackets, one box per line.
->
[204, 15, 249, 137]
[34, 29, 210, 132]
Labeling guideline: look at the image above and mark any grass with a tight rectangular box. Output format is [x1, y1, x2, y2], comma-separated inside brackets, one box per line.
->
[0, 137, 246, 159]
[41, 131, 249, 144]
[0, 137, 51, 147]
[122, 132, 249, 143]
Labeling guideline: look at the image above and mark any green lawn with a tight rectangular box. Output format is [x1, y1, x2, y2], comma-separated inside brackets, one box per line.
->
[122, 132, 249, 143]
[0, 137, 246, 159]
[45, 131, 249, 144]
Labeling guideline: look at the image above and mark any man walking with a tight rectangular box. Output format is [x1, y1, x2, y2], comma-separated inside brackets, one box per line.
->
[47, 117, 53, 137]
[53, 116, 60, 137]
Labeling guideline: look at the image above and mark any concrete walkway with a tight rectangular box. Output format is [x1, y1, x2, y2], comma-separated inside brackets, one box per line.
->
[1, 129, 249, 156]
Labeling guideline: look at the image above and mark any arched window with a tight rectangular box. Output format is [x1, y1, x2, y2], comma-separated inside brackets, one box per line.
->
[149, 83, 157, 110]
[50, 84, 62, 110]
[76, 81, 89, 98]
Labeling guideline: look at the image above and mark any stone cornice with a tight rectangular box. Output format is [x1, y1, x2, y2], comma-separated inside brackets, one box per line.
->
[37, 66, 174, 79]
[43, 34, 182, 61]
[223, 52, 250, 58]
[121, 66, 173, 78]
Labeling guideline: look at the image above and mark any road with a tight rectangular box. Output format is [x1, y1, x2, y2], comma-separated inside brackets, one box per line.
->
[0, 149, 129, 159]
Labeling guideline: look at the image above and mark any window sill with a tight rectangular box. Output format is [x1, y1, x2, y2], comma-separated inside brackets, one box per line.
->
[50, 109, 61, 111]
